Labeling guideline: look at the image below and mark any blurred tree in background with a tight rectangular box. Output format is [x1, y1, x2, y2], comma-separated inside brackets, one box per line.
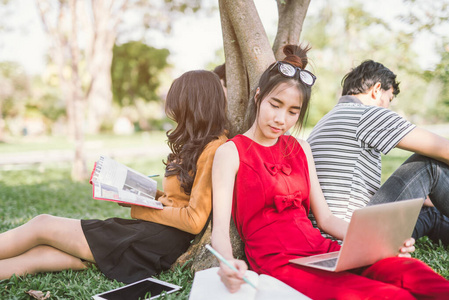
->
[400, 0, 449, 122]
[0, 63, 66, 139]
[0, 62, 30, 141]
[301, 1, 446, 127]
[429, 47, 449, 122]
[0, 0, 448, 179]
[111, 41, 169, 131]
[32, 0, 204, 180]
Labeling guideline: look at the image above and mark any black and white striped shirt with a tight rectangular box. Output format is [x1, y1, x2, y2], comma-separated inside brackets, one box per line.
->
[307, 96, 415, 238]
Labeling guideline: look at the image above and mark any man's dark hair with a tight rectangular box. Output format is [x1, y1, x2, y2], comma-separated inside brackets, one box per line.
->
[213, 64, 226, 87]
[341, 60, 400, 96]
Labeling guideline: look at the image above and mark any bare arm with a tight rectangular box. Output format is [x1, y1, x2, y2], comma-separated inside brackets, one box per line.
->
[301, 141, 416, 255]
[298, 139, 349, 240]
[131, 136, 226, 234]
[211, 142, 248, 293]
[397, 127, 449, 166]
[211, 142, 239, 259]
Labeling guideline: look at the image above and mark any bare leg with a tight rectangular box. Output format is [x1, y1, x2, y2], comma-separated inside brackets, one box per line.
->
[0, 245, 89, 280]
[0, 214, 94, 262]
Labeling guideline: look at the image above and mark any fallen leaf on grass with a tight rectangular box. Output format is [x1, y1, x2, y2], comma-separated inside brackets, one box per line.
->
[25, 290, 51, 299]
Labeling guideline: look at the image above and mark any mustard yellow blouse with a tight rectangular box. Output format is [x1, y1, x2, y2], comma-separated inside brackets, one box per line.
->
[131, 134, 227, 234]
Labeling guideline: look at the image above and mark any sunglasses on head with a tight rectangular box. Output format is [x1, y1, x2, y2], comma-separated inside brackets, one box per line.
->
[269, 61, 317, 87]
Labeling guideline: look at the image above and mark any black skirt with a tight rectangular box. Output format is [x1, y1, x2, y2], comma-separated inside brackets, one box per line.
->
[81, 218, 194, 283]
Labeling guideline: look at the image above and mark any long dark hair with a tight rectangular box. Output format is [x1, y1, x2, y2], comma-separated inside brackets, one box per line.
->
[164, 70, 228, 195]
[245, 44, 313, 133]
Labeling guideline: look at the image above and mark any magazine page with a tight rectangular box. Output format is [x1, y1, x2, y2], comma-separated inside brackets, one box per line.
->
[91, 156, 162, 209]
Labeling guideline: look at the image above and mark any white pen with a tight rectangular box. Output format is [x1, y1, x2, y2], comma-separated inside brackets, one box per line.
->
[205, 244, 257, 289]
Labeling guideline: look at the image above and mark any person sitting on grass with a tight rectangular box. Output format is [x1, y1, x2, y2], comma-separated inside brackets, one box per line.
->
[307, 60, 449, 245]
[213, 63, 227, 98]
[210, 44, 449, 299]
[0, 70, 229, 283]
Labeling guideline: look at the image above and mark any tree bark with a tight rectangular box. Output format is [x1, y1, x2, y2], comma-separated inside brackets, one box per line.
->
[37, 0, 73, 137]
[0, 100, 4, 141]
[219, 0, 275, 136]
[222, 0, 275, 93]
[172, 219, 245, 273]
[273, 0, 311, 60]
[175, 0, 301, 273]
[36, 0, 129, 180]
[69, 0, 88, 181]
[37, 0, 89, 180]
[85, 0, 127, 134]
[37, 0, 88, 180]
[219, 0, 248, 137]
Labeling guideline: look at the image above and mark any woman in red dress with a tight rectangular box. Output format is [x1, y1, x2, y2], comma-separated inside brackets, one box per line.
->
[211, 44, 449, 299]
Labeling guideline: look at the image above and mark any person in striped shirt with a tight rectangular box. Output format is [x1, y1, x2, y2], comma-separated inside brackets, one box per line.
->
[307, 60, 449, 245]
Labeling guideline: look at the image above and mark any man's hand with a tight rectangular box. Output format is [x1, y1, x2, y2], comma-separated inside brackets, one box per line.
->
[423, 196, 434, 207]
[398, 237, 415, 258]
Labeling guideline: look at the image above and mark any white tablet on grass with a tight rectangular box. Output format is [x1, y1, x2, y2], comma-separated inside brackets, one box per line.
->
[92, 277, 181, 300]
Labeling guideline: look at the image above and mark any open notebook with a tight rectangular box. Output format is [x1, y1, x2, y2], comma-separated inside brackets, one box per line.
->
[290, 198, 423, 272]
[189, 267, 310, 300]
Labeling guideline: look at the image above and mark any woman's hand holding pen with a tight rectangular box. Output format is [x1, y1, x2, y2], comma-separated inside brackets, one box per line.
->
[217, 258, 248, 293]
[398, 237, 415, 258]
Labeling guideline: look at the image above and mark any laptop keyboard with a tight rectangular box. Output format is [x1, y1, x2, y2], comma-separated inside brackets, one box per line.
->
[308, 257, 338, 268]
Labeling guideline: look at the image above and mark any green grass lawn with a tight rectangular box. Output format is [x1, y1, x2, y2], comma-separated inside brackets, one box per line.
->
[0, 134, 192, 300]
[0, 134, 448, 299]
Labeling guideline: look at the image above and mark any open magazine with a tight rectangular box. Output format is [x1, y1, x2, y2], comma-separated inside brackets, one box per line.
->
[90, 156, 163, 209]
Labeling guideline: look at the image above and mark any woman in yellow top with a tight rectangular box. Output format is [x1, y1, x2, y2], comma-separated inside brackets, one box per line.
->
[0, 70, 228, 283]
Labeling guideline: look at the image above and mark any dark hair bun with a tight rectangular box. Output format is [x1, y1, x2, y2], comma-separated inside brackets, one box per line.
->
[282, 44, 311, 69]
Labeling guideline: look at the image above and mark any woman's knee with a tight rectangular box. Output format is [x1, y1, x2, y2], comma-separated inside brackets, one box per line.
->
[364, 257, 431, 281]
[28, 214, 60, 241]
[30, 214, 56, 225]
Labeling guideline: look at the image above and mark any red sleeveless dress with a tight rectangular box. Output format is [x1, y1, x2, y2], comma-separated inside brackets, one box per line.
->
[231, 135, 340, 273]
[229, 134, 449, 299]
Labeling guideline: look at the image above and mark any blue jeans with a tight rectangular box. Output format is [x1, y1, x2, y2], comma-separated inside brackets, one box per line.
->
[369, 154, 449, 245]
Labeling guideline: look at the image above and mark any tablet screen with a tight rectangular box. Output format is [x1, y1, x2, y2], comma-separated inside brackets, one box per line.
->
[94, 278, 180, 300]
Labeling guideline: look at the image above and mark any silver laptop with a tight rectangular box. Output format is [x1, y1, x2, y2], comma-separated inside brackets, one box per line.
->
[290, 198, 423, 272]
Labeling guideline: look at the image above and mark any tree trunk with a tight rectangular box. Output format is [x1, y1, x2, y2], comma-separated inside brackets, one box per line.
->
[36, 0, 128, 180]
[273, 0, 311, 60]
[37, 0, 73, 138]
[0, 100, 4, 141]
[219, 0, 248, 137]
[172, 219, 245, 273]
[72, 98, 87, 181]
[85, 0, 120, 134]
[220, 0, 275, 136]
[174, 0, 280, 273]
[222, 0, 274, 92]
[86, 58, 114, 134]
[37, 0, 86, 180]
[69, 0, 88, 181]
